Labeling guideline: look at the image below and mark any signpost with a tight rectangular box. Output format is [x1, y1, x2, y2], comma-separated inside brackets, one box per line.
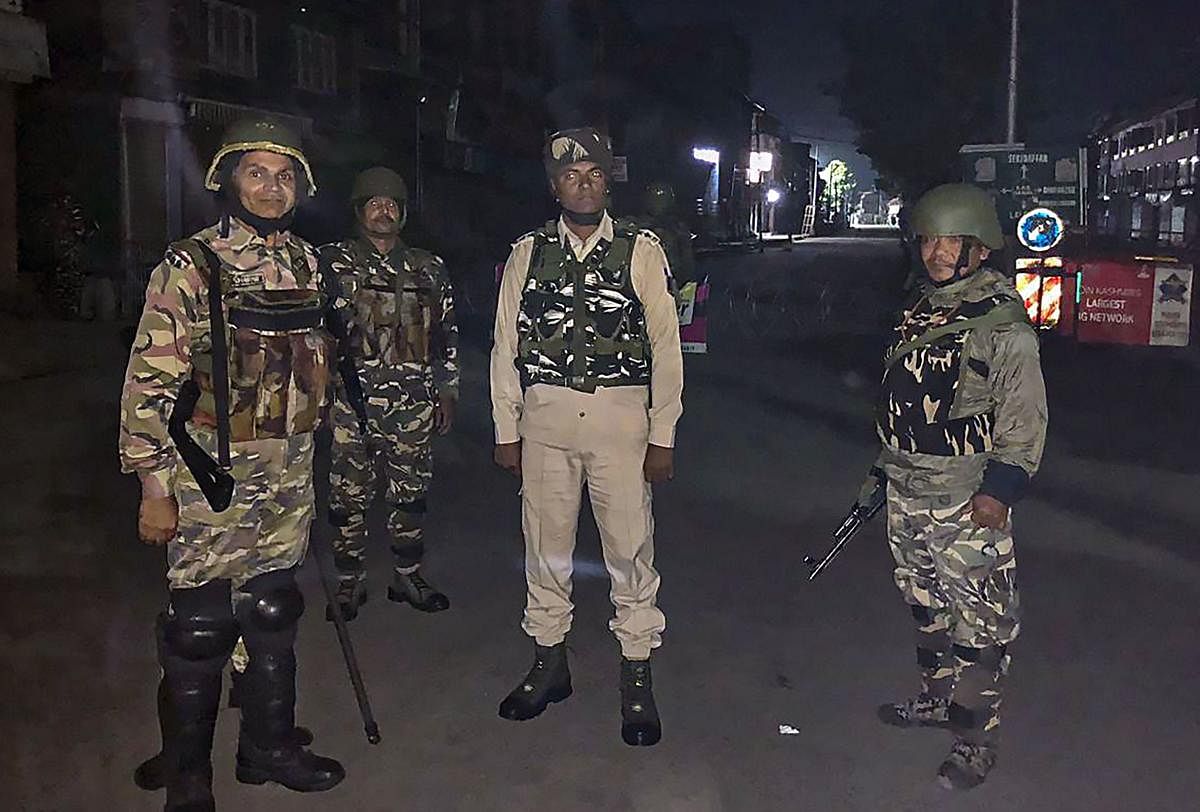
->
[959, 143, 1082, 232]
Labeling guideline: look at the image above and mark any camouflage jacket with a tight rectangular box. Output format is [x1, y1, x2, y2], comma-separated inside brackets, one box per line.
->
[320, 237, 459, 399]
[119, 218, 327, 500]
[877, 268, 1048, 504]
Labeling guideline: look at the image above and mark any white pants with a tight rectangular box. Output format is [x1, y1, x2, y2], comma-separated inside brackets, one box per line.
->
[519, 385, 665, 659]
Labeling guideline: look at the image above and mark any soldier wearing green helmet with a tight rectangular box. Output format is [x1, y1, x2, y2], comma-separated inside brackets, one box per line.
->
[864, 183, 1047, 790]
[319, 166, 460, 620]
[120, 117, 344, 810]
[637, 181, 696, 289]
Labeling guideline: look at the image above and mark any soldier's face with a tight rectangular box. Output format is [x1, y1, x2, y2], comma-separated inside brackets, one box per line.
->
[232, 151, 297, 219]
[359, 196, 402, 236]
[920, 235, 990, 283]
[552, 161, 608, 214]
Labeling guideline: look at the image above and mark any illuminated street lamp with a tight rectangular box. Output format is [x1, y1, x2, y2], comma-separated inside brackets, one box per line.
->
[766, 188, 782, 204]
[692, 147, 720, 165]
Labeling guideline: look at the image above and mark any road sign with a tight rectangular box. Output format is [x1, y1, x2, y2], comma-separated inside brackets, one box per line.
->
[960, 143, 1081, 231]
[1017, 207, 1065, 252]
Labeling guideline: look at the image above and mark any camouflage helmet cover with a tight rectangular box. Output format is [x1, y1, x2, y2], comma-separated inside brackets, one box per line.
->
[644, 181, 676, 215]
[351, 166, 408, 206]
[204, 118, 317, 196]
[543, 127, 613, 179]
[910, 183, 1005, 250]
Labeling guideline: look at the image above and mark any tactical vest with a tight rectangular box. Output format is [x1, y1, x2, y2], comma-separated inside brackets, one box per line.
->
[876, 293, 1015, 456]
[174, 238, 333, 445]
[343, 241, 443, 368]
[516, 219, 651, 393]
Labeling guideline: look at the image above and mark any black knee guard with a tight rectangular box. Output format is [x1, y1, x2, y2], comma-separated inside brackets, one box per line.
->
[164, 580, 238, 663]
[242, 568, 305, 635]
[952, 643, 1008, 669]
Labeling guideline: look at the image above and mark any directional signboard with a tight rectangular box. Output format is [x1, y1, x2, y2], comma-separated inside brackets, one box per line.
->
[960, 143, 1082, 234]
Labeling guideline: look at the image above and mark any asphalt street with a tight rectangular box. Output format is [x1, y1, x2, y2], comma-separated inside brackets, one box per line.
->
[2, 234, 1198, 811]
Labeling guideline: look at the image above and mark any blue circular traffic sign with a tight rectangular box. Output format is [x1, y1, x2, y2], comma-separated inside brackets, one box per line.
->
[1017, 207, 1064, 252]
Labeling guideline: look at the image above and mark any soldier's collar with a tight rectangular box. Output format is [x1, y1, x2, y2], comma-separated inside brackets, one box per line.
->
[557, 210, 613, 252]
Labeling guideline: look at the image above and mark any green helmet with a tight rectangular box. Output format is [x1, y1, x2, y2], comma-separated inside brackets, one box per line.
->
[351, 166, 408, 206]
[644, 182, 676, 216]
[910, 183, 1004, 250]
[204, 118, 317, 196]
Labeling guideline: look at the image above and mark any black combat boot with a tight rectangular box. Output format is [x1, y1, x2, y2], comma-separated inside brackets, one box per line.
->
[498, 643, 572, 721]
[937, 738, 998, 790]
[134, 669, 311, 793]
[236, 570, 344, 793]
[877, 693, 951, 728]
[326, 578, 369, 622]
[388, 570, 449, 613]
[619, 657, 661, 747]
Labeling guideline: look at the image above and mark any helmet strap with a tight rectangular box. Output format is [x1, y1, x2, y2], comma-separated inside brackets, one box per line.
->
[224, 192, 295, 237]
[563, 207, 604, 227]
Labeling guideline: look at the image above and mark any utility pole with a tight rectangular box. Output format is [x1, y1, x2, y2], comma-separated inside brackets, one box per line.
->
[1007, 0, 1019, 143]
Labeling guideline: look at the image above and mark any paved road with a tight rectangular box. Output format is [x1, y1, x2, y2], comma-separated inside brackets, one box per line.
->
[2, 236, 1198, 811]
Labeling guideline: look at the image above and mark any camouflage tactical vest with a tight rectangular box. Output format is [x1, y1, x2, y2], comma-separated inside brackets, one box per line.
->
[176, 238, 333, 443]
[875, 292, 1011, 456]
[344, 240, 444, 368]
[516, 219, 651, 393]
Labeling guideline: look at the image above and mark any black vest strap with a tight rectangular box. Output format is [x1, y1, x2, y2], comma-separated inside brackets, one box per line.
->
[174, 239, 232, 469]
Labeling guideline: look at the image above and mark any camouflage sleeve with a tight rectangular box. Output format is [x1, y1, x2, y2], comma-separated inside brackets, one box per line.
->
[432, 256, 460, 399]
[318, 244, 354, 353]
[980, 323, 1048, 504]
[118, 247, 205, 499]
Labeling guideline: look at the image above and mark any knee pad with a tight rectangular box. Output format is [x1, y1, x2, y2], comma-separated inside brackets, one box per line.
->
[165, 581, 237, 662]
[242, 569, 305, 633]
[909, 604, 935, 626]
[392, 497, 428, 515]
[952, 643, 1008, 669]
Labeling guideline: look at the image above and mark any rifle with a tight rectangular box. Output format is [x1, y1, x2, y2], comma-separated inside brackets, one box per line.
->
[311, 536, 382, 744]
[803, 468, 887, 581]
[168, 380, 235, 512]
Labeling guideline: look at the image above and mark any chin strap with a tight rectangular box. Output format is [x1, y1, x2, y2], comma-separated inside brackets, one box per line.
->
[562, 208, 604, 227]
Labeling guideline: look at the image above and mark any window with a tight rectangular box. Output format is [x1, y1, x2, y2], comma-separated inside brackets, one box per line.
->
[293, 26, 337, 94]
[205, 0, 257, 78]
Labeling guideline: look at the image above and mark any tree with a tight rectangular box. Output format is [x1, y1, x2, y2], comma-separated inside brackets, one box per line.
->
[830, 1, 1008, 198]
[820, 159, 856, 223]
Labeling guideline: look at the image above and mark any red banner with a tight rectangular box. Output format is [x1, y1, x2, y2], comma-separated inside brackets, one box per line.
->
[1073, 261, 1156, 345]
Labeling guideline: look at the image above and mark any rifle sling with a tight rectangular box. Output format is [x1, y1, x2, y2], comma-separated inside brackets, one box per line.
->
[175, 239, 232, 469]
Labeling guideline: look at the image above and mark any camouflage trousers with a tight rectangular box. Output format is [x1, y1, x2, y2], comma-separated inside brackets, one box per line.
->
[168, 427, 315, 591]
[886, 485, 1020, 742]
[328, 385, 434, 585]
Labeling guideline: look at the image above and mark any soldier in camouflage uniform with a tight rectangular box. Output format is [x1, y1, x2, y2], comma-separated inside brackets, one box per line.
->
[320, 166, 459, 619]
[119, 118, 343, 811]
[638, 182, 695, 288]
[491, 128, 684, 747]
[869, 184, 1047, 790]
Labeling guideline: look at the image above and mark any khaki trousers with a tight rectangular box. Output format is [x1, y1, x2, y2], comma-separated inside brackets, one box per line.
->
[519, 385, 666, 660]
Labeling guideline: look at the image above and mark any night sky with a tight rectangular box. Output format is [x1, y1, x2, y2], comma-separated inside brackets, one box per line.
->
[626, 0, 1200, 189]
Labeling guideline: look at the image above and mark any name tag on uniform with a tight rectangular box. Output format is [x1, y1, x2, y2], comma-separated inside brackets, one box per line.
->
[228, 271, 265, 290]
[367, 397, 389, 407]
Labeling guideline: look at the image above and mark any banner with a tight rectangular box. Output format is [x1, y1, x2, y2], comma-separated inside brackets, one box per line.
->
[1074, 261, 1155, 345]
[1149, 266, 1192, 347]
[678, 278, 709, 354]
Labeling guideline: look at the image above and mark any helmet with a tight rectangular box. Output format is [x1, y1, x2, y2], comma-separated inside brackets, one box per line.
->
[644, 182, 676, 216]
[543, 127, 613, 179]
[204, 118, 317, 196]
[351, 166, 408, 206]
[910, 184, 1004, 250]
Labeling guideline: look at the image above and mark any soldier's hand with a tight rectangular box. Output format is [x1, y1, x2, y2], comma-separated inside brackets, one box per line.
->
[494, 441, 522, 477]
[970, 493, 1009, 530]
[643, 444, 674, 483]
[139, 496, 179, 545]
[434, 396, 457, 436]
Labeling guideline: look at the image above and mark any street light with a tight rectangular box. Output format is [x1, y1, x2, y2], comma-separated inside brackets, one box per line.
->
[766, 188, 782, 204]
